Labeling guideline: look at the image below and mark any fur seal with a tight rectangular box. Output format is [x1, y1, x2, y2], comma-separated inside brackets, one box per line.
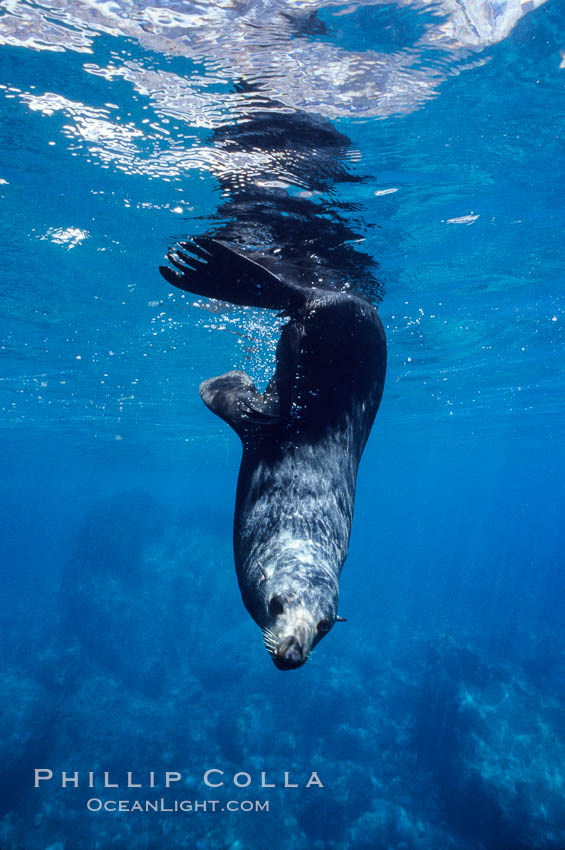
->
[160, 238, 386, 669]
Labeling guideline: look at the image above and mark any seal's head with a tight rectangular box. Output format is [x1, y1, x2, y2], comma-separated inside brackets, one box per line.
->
[258, 569, 339, 670]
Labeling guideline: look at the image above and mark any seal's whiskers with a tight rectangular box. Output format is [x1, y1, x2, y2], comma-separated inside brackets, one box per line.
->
[261, 627, 278, 654]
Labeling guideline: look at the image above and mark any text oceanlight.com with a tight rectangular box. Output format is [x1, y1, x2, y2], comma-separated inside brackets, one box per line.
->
[86, 798, 270, 813]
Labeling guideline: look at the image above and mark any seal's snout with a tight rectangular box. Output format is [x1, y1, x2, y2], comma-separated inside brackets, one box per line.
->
[273, 636, 304, 670]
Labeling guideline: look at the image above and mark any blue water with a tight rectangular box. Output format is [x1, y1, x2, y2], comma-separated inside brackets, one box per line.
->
[1, 1, 565, 848]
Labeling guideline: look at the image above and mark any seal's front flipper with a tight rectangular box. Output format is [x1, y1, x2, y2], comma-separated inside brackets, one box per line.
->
[200, 370, 281, 436]
[160, 237, 306, 314]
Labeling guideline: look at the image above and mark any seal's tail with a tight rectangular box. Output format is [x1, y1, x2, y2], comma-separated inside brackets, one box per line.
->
[159, 237, 307, 314]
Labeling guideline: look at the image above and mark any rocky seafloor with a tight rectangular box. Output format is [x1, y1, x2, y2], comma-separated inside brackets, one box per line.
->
[2, 491, 565, 850]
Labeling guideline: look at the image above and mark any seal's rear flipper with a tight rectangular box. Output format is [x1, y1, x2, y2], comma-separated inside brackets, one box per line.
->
[200, 370, 281, 436]
[160, 237, 307, 314]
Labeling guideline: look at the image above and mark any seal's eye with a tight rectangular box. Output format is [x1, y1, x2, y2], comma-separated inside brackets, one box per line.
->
[317, 619, 331, 634]
[269, 595, 284, 617]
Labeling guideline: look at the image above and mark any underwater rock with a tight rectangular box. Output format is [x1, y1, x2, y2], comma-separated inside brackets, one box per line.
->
[59, 492, 235, 694]
[0, 665, 57, 818]
[413, 636, 565, 850]
[349, 799, 469, 850]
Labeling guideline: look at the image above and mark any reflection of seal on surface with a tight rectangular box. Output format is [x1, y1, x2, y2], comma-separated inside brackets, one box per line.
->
[160, 238, 386, 669]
